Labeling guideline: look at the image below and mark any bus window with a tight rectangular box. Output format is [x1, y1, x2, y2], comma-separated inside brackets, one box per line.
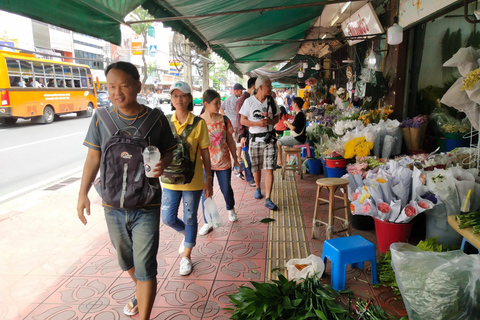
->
[72, 67, 81, 88]
[47, 79, 55, 87]
[33, 62, 45, 88]
[80, 68, 87, 87]
[19, 61, 33, 87]
[88, 77, 93, 89]
[54, 65, 63, 77]
[9, 76, 24, 88]
[44, 65, 55, 88]
[65, 79, 73, 88]
[6, 59, 20, 74]
[57, 79, 65, 88]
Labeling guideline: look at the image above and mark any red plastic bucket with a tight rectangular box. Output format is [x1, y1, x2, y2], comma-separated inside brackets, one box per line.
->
[374, 218, 414, 253]
[325, 158, 348, 168]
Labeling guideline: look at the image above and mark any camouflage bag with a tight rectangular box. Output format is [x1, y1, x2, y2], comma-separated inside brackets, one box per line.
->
[161, 114, 201, 184]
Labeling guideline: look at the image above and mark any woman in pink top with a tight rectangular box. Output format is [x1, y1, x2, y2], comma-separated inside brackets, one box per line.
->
[199, 89, 240, 235]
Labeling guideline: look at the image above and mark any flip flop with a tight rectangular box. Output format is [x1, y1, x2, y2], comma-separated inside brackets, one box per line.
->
[123, 296, 138, 316]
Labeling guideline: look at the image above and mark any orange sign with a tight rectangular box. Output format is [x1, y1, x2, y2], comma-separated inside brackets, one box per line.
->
[131, 35, 143, 55]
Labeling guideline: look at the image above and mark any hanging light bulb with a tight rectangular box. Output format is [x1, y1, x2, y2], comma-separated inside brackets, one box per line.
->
[314, 63, 320, 70]
[387, 16, 403, 45]
[298, 70, 304, 78]
[303, 62, 308, 69]
[368, 48, 377, 69]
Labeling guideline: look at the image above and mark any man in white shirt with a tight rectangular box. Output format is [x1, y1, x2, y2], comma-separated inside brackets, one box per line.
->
[239, 75, 280, 210]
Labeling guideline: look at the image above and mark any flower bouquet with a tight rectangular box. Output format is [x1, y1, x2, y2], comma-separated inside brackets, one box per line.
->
[400, 115, 428, 151]
[343, 137, 374, 159]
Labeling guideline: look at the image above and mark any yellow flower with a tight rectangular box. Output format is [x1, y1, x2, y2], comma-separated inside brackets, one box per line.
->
[377, 178, 387, 183]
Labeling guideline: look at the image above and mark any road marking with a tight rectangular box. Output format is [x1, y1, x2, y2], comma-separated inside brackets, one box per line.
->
[0, 131, 86, 152]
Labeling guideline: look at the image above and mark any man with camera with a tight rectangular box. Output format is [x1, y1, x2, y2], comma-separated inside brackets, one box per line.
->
[240, 75, 280, 210]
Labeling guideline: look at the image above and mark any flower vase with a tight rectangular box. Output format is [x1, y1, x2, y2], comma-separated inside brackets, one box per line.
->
[410, 123, 427, 150]
[401, 127, 412, 151]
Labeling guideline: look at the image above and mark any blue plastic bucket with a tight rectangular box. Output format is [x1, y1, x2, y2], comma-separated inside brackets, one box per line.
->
[308, 159, 322, 175]
[445, 135, 469, 151]
[301, 146, 315, 158]
[326, 167, 347, 178]
[320, 158, 328, 177]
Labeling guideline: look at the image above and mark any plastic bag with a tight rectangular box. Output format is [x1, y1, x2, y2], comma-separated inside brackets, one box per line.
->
[204, 197, 222, 228]
[391, 243, 480, 320]
[286, 254, 325, 281]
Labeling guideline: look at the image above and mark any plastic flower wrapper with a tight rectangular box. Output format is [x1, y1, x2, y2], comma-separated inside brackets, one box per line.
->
[395, 200, 421, 223]
[411, 167, 424, 203]
[376, 175, 393, 203]
[381, 135, 397, 159]
[360, 198, 377, 217]
[449, 167, 475, 210]
[387, 199, 402, 223]
[350, 200, 362, 215]
[392, 180, 408, 210]
[347, 162, 368, 179]
[365, 179, 384, 205]
[382, 119, 402, 155]
[373, 126, 386, 158]
[426, 169, 460, 218]
[345, 173, 363, 201]
[465, 168, 480, 211]
[376, 201, 391, 221]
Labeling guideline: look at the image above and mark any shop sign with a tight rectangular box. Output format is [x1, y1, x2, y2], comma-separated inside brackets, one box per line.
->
[341, 2, 384, 46]
[131, 35, 143, 55]
[346, 66, 353, 79]
[399, 0, 457, 28]
[169, 60, 181, 68]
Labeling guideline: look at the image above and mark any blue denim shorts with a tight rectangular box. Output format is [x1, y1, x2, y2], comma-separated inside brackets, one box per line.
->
[104, 207, 160, 281]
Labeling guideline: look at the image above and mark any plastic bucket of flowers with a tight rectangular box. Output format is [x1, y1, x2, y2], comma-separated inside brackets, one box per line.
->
[320, 158, 329, 177]
[307, 158, 322, 175]
[325, 157, 348, 178]
[444, 132, 469, 151]
[373, 218, 414, 253]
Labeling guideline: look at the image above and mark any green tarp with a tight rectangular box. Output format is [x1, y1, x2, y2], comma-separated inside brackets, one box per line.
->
[0, 0, 326, 76]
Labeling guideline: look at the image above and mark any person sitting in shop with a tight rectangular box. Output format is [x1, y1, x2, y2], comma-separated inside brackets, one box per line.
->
[276, 97, 306, 168]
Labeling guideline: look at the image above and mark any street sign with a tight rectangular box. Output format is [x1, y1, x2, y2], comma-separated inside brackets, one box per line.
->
[149, 45, 157, 53]
[169, 68, 180, 76]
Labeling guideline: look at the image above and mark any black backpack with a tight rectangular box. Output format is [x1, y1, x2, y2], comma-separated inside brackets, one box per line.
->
[94, 107, 162, 208]
[160, 114, 202, 184]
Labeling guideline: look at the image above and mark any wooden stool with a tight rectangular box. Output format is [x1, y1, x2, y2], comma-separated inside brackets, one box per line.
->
[312, 178, 351, 239]
[282, 147, 303, 179]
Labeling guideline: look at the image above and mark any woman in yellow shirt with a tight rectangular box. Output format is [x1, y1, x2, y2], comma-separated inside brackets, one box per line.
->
[161, 81, 213, 276]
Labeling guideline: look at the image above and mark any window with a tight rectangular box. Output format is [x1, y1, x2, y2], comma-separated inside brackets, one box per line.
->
[6, 59, 20, 74]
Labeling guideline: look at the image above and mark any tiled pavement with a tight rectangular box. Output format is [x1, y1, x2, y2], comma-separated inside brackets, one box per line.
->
[0, 168, 407, 319]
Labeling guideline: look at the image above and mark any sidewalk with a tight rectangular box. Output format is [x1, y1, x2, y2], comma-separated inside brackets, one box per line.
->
[0, 170, 407, 319]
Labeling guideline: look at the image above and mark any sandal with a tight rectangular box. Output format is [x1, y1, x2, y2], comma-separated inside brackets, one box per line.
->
[248, 180, 256, 188]
[123, 296, 138, 316]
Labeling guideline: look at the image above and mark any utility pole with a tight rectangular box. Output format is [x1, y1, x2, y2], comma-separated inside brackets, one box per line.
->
[183, 37, 192, 89]
[202, 54, 210, 91]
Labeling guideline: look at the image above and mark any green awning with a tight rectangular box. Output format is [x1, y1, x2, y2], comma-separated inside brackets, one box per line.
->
[0, 1, 326, 76]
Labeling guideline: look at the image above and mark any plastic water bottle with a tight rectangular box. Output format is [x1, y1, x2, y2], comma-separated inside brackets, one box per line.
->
[143, 146, 160, 178]
[204, 197, 222, 228]
[241, 146, 248, 168]
[234, 166, 240, 174]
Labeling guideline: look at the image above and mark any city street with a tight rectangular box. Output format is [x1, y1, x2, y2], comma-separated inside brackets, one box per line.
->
[0, 114, 90, 204]
[0, 102, 202, 205]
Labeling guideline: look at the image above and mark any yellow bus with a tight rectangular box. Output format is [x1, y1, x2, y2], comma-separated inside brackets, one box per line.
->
[0, 50, 97, 124]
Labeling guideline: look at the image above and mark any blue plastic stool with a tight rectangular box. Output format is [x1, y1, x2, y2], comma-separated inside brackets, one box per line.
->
[460, 237, 479, 254]
[322, 235, 378, 291]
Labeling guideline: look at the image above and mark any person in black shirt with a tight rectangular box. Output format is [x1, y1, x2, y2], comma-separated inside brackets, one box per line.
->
[277, 97, 306, 167]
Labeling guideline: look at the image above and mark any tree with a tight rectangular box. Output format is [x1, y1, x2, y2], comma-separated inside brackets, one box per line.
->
[129, 6, 153, 93]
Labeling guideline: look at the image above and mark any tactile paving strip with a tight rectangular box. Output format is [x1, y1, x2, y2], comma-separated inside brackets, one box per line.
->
[266, 169, 310, 281]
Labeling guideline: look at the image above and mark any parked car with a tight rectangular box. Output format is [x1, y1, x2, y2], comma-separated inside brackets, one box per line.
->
[158, 90, 171, 104]
[137, 94, 148, 105]
[96, 91, 111, 107]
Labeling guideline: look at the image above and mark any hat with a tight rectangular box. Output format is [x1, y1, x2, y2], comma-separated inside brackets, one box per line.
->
[233, 83, 246, 91]
[170, 81, 191, 94]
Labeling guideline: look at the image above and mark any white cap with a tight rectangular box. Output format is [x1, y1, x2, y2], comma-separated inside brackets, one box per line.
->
[170, 81, 191, 94]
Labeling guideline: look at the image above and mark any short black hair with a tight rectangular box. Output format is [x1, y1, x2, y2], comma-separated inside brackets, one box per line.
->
[105, 61, 140, 82]
[247, 77, 257, 89]
[293, 97, 304, 109]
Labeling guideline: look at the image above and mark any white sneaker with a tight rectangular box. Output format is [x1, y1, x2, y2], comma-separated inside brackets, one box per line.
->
[198, 224, 213, 236]
[228, 209, 237, 222]
[179, 257, 192, 276]
[178, 238, 185, 254]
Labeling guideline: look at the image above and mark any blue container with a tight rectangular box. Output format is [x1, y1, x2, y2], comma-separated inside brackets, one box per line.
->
[320, 158, 328, 177]
[326, 167, 347, 178]
[301, 146, 315, 158]
[308, 159, 322, 175]
[445, 138, 469, 152]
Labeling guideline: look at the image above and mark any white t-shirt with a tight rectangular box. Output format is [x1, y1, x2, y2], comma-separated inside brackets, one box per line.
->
[239, 95, 280, 136]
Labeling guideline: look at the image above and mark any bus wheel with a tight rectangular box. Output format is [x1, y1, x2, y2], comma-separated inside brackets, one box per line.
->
[42, 106, 55, 124]
[86, 103, 93, 117]
[4, 118, 17, 124]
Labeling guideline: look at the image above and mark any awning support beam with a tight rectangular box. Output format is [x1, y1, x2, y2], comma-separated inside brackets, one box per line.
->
[126, 0, 365, 25]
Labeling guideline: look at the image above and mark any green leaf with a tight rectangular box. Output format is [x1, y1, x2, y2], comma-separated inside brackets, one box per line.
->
[314, 309, 328, 320]
[260, 218, 276, 223]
